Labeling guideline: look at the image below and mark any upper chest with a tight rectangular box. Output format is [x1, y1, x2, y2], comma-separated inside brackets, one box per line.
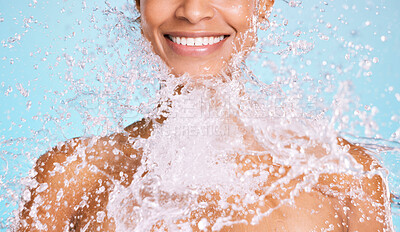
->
[75, 188, 345, 232]
[195, 190, 346, 232]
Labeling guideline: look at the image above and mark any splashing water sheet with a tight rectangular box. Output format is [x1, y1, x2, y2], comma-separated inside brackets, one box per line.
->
[1, 0, 399, 231]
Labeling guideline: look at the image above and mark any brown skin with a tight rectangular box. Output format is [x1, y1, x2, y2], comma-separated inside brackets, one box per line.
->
[17, 118, 390, 231]
[17, 0, 391, 231]
[139, 0, 271, 77]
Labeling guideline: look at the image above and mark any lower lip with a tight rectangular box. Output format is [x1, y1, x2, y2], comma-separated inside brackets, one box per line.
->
[165, 36, 228, 57]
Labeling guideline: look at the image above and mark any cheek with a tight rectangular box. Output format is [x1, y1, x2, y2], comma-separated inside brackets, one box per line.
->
[219, 1, 256, 35]
[229, 1, 256, 29]
[225, 3, 257, 48]
[140, 0, 170, 40]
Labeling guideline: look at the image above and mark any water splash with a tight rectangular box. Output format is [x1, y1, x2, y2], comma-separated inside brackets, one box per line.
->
[1, 0, 399, 230]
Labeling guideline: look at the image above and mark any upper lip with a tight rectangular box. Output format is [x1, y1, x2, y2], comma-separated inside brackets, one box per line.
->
[165, 32, 232, 38]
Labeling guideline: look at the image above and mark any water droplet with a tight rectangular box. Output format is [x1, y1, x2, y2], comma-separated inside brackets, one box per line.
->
[293, 30, 302, 37]
[326, 23, 332, 29]
[36, 183, 48, 193]
[56, 189, 64, 201]
[16, 83, 29, 97]
[4, 86, 12, 96]
[318, 33, 329, 40]
[288, 1, 302, 7]
[96, 211, 106, 223]
[395, 93, 400, 102]
[359, 59, 372, 71]
[283, 19, 289, 26]
[26, 101, 32, 110]
[198, 218, 208, 230]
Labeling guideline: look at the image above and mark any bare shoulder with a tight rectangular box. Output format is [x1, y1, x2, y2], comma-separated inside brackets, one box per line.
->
[316, 138, 392, 231]
[34, 117, 151, 188]
[16, 118, 151, 231]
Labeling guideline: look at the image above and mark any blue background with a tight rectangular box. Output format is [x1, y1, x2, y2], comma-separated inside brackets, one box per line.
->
[1, 0, 399, 230]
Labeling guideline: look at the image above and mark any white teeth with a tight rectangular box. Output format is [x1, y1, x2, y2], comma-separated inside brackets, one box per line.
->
[187, 38, 194, 46]
[194, 37, 202, 46]
[169, 35, 225, 46]
[203, 37, 209, 45]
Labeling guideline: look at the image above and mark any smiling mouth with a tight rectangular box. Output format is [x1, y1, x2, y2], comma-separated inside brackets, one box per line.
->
[165, 35, 229, 46]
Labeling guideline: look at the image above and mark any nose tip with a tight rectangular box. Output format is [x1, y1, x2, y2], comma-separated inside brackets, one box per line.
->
[175, 0, 214, 24]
